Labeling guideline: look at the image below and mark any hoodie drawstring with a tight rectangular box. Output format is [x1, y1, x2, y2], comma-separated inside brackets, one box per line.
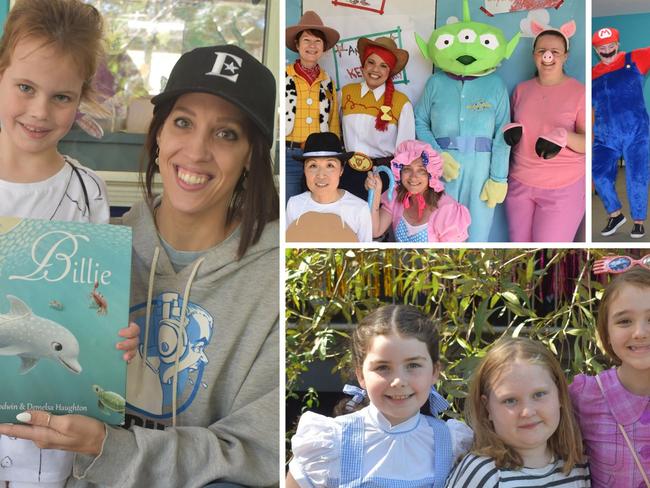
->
[141, 247, 204, 427]
[171, 257, 204, 427]
[142, 246, 160, 375]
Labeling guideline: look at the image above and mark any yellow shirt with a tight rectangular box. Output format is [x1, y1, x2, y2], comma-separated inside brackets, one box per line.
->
[286, 63, 340, 143]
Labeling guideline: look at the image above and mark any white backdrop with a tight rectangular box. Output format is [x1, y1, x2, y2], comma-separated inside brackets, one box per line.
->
[303, 0, 437, 106]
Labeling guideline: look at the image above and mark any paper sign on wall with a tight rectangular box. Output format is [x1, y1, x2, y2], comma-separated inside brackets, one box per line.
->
[332, 29, 408, 90]
[485, 0, 560, 15]
[303, 0, 436, 106]
[332, 0, 387, 15]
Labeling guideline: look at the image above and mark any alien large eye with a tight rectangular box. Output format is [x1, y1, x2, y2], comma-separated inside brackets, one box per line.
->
[458, 29, 477, 43]
[435, 34, 454, 50]
[480, 34, 499, 50]
[51, 342, 62, 352]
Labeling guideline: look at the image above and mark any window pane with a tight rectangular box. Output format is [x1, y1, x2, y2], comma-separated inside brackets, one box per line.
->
[82, 0, 268, 133]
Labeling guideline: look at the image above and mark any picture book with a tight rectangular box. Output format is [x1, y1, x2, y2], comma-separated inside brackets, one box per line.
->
[0, 217, 132, 425]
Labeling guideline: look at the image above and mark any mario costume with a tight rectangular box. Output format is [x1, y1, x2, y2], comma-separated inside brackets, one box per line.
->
[592, 27, 650, 237]
[414, 0, 519, 242]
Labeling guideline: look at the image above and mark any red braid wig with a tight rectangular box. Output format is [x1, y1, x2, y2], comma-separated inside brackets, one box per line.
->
[362, 45, 397, 132]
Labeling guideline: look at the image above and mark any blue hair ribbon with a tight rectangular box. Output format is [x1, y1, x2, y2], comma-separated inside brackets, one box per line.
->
[429, 387, 449, 416]
[342, 384, 367, 412]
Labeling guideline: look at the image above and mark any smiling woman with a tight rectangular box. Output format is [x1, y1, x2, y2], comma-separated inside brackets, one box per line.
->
[0, 44, 280, 488]
[153, 92, 255, 249]
[339, 36, 415, 201]
[503, 22, 586, 243]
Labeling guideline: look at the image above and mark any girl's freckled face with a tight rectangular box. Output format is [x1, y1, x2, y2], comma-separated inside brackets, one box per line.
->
[484, 361, 561, 460]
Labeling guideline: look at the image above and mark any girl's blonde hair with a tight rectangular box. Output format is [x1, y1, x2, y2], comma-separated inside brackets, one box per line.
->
[0, 0, 104, 101]
[466, 336, 584, 474]
[596, 267, 650, 364]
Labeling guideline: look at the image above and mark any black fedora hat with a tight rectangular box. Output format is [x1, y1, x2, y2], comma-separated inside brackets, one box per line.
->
[295, 132, 354, 163]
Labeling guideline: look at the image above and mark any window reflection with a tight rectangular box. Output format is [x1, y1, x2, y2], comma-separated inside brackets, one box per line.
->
[83, 0, 267, 134]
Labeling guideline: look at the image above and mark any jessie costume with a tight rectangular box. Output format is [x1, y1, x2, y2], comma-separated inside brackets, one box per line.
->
[339, 37, 415, 200]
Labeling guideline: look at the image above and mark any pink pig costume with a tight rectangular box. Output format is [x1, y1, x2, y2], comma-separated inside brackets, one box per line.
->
[503, 21, 586, 242]
[569, 368, 650, 488]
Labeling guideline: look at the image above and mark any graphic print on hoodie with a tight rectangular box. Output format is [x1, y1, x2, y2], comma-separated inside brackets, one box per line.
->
[64, 198, 279, 488]
[128, 293, 213, 418]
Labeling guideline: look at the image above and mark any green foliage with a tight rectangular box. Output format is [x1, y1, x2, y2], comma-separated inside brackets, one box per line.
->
[286, 248, 618, 419]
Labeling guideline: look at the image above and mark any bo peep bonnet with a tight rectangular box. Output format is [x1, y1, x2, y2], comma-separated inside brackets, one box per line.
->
[370, 140, 471, 242]
[289, 385, 472, 488]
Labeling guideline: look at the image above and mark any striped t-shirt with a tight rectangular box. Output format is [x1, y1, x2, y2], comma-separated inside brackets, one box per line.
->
[445, 453, 591, 487]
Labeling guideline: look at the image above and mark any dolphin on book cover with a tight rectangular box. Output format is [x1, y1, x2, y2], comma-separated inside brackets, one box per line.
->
[0, 217, 131, 424]
[0, 294, 82, 375]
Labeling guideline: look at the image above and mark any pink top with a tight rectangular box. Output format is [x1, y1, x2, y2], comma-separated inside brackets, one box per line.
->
[569, 368, 650, 488]
[380, 191, 470, 242]
[509, 77, 585, 189]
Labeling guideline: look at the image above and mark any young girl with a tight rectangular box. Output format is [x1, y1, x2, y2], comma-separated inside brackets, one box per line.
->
[570, 266, 650, 487]
[287, 305, 473, 488]
[0, 1, 137, 487]
[447, 337, 590, 487]
[0, 0, 109, 222]
[365, 140, 470, 242]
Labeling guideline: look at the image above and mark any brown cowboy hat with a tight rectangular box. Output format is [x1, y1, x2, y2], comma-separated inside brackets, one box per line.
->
[357, 37, 409, 77]
[286, 11, 340, 52]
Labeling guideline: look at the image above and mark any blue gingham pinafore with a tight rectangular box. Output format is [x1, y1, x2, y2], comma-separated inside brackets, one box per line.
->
[335, 412, 453, 488]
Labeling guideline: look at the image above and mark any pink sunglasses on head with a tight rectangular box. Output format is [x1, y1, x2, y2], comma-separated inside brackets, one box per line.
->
[593, 254, 650, 275]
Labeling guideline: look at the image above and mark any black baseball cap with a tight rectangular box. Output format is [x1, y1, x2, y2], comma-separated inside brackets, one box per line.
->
[151, 45, 276, 146]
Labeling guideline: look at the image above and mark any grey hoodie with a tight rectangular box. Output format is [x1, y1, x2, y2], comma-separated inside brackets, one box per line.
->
[67, 200, 279, 488]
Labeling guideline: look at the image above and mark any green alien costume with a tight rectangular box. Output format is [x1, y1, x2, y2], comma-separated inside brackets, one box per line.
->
[414, 0, 519, 241]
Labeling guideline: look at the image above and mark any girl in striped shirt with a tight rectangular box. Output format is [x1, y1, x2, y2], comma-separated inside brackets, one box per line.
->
[446, 337, 590, 487]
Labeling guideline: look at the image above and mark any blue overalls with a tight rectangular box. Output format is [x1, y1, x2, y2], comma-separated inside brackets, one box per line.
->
[335, 412, 453, 488]
[593, 51, 650, 221]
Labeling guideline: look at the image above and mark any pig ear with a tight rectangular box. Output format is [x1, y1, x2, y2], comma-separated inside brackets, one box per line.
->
[560, 20, 577, 39]
[530, 20, 546, 36]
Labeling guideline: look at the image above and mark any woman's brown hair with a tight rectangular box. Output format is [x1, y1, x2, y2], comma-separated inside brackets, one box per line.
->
[141, 97, 279, 260]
